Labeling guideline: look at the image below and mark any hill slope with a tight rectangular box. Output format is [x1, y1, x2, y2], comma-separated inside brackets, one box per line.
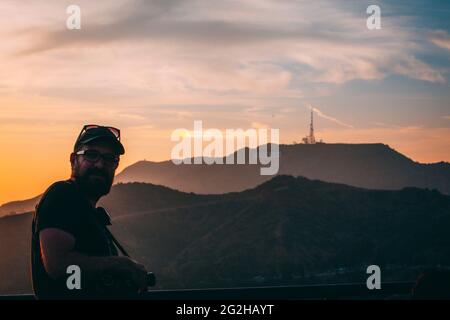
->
[1, 175, 449, 294]
[0, 195, 41, 217]
[116, 143, 450, 195]
[3, 143, 449, 216]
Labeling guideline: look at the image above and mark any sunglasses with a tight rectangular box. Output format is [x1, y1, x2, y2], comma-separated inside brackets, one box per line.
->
[77, 124, 121, 142]
[76, 149, 120, 165]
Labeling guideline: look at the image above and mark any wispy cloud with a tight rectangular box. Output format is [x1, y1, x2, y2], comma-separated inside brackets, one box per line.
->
[316, 126, 450, 163]
[9, 0, 446, 94]
[430, 30, 450, 51]
[391, 56, 445, 83]
[371, 122, 401, 129]
[309, 105, 354, 129]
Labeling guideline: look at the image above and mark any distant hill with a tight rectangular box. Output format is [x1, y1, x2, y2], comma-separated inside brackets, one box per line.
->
[0, 195, 41, 217]
[1, 175, 449, 294]
[0, 212, 33, 294]
[3, 143, 449, 217]
[98, 182, 220, 218]
[115, 143, 450, 195]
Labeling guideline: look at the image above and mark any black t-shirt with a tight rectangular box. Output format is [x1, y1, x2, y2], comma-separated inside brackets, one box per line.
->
[31, 180, 118, 299]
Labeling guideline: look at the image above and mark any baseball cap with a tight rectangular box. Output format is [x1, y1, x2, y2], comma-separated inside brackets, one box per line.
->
[74, 125, 125, 155]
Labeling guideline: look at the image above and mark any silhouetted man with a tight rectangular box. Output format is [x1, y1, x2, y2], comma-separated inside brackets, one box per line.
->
[31, 125, 148, 299]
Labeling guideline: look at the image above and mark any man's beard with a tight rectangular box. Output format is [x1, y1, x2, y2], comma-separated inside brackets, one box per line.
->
[74, 167, 113, 199]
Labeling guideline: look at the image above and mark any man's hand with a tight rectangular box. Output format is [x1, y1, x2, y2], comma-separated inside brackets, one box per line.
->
[111, 256, 149, 293]
[40, 227, 149, 294]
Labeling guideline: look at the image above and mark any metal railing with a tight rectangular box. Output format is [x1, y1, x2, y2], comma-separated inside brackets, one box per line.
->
[0, 282, 415, 300]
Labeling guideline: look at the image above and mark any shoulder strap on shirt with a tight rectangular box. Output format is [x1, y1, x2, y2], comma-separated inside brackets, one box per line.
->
[67, 179, 131, 258]
[95, 207, 130, 258]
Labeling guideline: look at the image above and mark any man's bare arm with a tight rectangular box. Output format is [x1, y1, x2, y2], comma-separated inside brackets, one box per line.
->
[39, 228, 148, 291]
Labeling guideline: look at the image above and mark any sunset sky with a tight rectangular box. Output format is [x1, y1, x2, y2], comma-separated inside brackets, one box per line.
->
[0, 0, 449, 204]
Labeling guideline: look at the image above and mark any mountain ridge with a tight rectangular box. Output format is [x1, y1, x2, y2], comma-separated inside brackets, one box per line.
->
[1, 174, 449, 293]
[116, 143, 450, 195]
[2, 143, 449, 216]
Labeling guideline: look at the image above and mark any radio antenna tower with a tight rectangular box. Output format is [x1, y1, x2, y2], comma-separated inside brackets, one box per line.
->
[309, 108, 316, 144]
[302, 108, 316, 144]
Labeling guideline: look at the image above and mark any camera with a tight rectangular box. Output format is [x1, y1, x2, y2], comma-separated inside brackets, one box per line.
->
[146, 272, 156, 287]
[95, 271, 156, 298]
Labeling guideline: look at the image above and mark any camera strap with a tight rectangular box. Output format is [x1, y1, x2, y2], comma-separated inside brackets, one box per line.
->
[66, 179, 132, 258]
[103, 222, 130, 258]
[94, 206, 130, 258]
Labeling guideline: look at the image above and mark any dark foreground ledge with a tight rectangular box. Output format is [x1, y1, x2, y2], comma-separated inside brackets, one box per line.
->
[0, 282, 414, 300]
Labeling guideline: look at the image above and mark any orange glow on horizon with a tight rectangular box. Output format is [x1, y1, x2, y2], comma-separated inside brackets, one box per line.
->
[1, 124, 449, 205]
[1, 1, 449, 204]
